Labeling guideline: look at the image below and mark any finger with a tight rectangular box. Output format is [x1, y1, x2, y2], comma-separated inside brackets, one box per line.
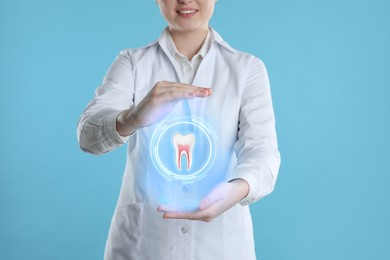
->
[159, 81, 211, 90]
[163, 200, 224, 222]
[162, 87, 211, 98]
[197, 88, 212, 96]
[156, 88, 210, 103]
[157, 82, 212, 96]
[157, 204, 181, 212]
[163, 210, 205, 220]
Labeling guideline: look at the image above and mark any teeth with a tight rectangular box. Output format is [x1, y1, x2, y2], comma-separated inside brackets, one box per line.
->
[178, 10, 196, 14]
[173, 133, 195, 170]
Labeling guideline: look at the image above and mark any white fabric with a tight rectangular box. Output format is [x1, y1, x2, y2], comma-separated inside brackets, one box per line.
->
[77, 27, 280, 260]
[165, 28, 211, 84]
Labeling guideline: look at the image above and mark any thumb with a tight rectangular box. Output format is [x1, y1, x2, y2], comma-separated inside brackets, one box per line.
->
[199, 198, 212, 211]
[199, 183, 227, 210]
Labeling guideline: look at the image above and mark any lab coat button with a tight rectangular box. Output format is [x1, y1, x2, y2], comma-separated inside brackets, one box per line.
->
[181, 226, 189, 234]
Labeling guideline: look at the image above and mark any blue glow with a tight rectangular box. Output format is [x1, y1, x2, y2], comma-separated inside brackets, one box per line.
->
[150, 117, 216, 183]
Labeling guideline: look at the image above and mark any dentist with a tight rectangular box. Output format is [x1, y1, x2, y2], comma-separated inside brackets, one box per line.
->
[77, 0, 280, 259]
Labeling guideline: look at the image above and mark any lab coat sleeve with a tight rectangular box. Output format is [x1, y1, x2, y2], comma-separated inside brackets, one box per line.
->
[77, 50, 135, 155]
[232, 57, 281, 205]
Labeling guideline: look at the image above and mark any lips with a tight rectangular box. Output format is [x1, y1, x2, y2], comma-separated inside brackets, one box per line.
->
[177, 8, 198, 18]
[173, 133, 195, 170]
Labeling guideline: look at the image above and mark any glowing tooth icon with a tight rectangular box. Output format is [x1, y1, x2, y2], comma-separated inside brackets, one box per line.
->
[173, 133, 195, 170]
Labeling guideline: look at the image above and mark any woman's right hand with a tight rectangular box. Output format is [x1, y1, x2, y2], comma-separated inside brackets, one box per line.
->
[116, 81, 212, 136]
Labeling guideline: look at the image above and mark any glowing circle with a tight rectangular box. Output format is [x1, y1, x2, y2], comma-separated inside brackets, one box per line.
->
[150, 117, 216, 182]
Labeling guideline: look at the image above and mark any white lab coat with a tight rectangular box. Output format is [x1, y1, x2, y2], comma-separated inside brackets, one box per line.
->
[77, 28, 280, 260]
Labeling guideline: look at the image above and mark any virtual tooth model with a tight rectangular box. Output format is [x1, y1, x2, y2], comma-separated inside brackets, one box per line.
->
[173, 133, 195, 170]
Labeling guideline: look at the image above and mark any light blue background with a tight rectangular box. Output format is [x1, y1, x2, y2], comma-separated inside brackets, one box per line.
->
[1, 0, 389, 259]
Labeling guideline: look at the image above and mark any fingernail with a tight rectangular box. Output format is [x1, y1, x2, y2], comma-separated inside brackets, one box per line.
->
[201, 90, 210, 96]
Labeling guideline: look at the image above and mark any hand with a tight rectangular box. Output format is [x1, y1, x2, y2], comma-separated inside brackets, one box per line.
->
[157, 179, 250, 222]
[117, 81, 211, 136]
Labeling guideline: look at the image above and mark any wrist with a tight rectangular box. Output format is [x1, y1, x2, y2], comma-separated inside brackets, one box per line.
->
[229, 178, 250, 201]
[116, 109, 141, 136]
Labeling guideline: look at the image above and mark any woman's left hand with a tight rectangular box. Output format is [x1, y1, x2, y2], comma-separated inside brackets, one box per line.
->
[157, 179, 249, 222]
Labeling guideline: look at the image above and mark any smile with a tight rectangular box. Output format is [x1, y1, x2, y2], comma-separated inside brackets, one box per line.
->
[176, 8, 198, 17]
[177, 10, 197, 14]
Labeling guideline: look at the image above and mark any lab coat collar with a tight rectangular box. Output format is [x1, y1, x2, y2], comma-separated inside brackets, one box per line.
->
[209, 27, 237, 54]
[163, 28, 211, 59]
[157, 27, 237, 58]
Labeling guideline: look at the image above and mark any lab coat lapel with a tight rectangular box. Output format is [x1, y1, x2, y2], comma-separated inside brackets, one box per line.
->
[157, 37, 183, 83]
[188, 44, 217, 117]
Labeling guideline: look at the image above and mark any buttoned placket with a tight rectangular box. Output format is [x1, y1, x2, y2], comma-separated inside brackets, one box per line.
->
[162, 33, 202, 260]
[161, 30, 215, 260]
[169, 53, 194, 258]
[176, 53, 199, 84]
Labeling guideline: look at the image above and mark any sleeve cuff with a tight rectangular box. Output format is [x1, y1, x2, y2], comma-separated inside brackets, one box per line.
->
[105, 110, 131, 144]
